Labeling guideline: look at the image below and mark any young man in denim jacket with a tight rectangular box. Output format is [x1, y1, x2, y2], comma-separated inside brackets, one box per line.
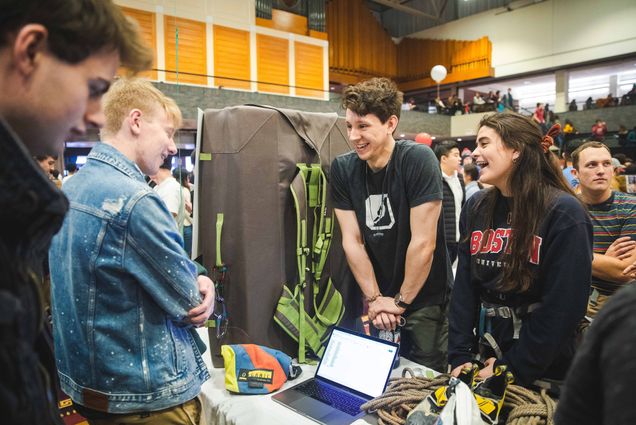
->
[0, 1, 151, 423]
[49, 78, 214, 424]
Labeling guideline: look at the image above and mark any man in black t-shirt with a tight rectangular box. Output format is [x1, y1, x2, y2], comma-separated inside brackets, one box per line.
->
[331, 78, 452, 372]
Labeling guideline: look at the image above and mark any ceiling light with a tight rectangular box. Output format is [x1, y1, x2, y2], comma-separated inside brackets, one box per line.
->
[431, 136, 436, 140]
[457, 138, 462, 141]
[400, 134, 405, 138]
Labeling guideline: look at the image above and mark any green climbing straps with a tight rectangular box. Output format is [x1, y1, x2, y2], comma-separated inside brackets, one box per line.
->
[274, 163, 345, 362]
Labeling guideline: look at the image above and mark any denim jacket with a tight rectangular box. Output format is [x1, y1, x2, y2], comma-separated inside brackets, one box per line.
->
[50, 143, 209, 413]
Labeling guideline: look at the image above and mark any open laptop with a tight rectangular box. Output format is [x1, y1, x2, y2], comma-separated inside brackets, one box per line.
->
[272, 327, 399, 425]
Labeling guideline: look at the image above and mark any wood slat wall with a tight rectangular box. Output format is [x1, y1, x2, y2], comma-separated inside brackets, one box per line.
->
[117, 5, 327, 99]
[257, 34, 289, 94]
[326, 0, 493, 90]
[395, 37, 493, 91]
[327, 0, 397, 80]
[295, 41, 324, 98]
[256, 9, 327, 39]
[214, 25, 251, 90]
[120, 7, 157, 79]
[164, 16, 207, 85]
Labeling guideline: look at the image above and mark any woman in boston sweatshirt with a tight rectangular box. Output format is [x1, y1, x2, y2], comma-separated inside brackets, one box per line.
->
[448, 113, 593, 386]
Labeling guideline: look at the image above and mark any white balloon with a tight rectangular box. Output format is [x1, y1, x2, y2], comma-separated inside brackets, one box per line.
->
[430, 65, 447, 83]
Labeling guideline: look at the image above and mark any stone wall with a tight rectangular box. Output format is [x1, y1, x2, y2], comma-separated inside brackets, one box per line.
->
[557, 105, 636, 133]
[153, 82, 452, 136]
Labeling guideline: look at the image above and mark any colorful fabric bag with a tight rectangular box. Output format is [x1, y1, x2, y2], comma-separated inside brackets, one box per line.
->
[221, 344, 302, 394]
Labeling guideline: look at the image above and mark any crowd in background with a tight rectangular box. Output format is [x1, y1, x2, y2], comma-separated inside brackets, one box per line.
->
[432, 87, 514, 115]
[420, 83, 636, 117]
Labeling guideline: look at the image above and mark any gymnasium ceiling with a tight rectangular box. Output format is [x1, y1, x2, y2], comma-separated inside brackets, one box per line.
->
[365, 0, 545, 37]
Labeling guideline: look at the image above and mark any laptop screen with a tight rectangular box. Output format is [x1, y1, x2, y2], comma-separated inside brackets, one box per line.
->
[315, 328, 398, 398]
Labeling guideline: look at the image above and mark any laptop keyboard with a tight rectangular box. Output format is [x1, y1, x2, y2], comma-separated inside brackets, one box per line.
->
[296, 380, 365, 416]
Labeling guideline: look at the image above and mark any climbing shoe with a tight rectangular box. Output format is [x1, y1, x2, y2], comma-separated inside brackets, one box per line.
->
[457, 362, 480, 389]
[473, 365, 514, 424]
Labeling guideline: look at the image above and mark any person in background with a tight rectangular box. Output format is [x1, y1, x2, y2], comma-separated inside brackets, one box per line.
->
[152, 156, 187, 232]
[174, 167, 194, 258]
[609, 158, 626, 192]
[502, 88, 514, 111]
[551, 115, 563, 150]
[473, 92, 486, 112]
[495, 90, 504, 112]
[563, 119, 578, 151]
[36, 154, 62, 187]
[331, 77, 451, 372]
[592, 119, 607, 141]
[36, 154, 57, 177]
[561, 151, 579, 191]
[532, 103, 546, 131]
[486, 90, 496, 108]
[628, 126, 636, 144]
[449, 114, 592, 387]
[434, 141, 465, 264]
[50, 168, 62, 188]
[463, 163, 481, 200]
[62, 162, 78, 185]
[50, 78, 213, 423]
[451, 96, 464, 116]
[544, 104, 553, 126]
[0, 1, 151, 422]
[617, 125, 629, 145]
[602, 93, 615, 108]
[571, 142, 636, 319]
[568, 99, 578, 112]
[461, 153, 474, 167]
[435, 96, 447, 115]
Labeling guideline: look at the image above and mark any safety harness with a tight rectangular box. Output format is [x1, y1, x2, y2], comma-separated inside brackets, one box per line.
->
[206, 213, 229, 339]
[478, 300, 541, 360]
[274, 164, 345, 363]
[477, 299, 565, 396]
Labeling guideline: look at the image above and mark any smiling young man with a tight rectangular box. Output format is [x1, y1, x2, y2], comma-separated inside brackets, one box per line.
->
[571, 142, 636, 317]
[330, 78, 452, 372]
[49, 78, 214, 424]
[0, 1, 152, 423]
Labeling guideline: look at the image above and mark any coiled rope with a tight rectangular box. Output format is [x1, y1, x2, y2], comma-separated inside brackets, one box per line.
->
[361, 368, 557, 425]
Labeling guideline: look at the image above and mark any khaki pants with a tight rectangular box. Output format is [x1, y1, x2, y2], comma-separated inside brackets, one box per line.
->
[402, 302, 449, 373]
[88, 398, 201, 425]
[586, 291, 610, 319]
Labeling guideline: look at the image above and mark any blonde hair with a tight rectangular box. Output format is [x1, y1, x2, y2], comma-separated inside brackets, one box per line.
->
[102, 78, 182, 138]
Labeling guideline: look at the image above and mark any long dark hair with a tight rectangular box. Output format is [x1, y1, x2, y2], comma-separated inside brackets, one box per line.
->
[475, 112, 576, 292]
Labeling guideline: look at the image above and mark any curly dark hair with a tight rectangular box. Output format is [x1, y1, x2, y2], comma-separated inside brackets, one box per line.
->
[341, 77, 403, 123]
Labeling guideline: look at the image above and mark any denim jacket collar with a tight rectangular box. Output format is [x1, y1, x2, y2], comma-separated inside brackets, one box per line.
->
[88, 142, 146, 184]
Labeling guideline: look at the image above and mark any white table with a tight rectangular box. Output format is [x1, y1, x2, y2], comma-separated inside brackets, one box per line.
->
[196, 329, 436, 425]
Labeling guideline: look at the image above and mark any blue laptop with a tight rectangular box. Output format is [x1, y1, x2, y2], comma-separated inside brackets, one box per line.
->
[272, 327, 399, 425]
